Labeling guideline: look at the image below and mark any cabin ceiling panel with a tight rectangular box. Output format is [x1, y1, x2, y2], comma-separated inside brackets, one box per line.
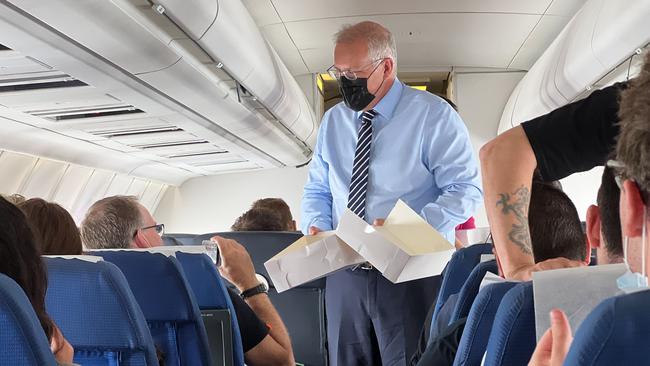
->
[269, 0, 553, 22]
[260, 23, 310, 75]
[285, 13, 539, 71]
[509, 15, 571, 70]
[546, 0, 589, 16]
[242, 0, 282, 27]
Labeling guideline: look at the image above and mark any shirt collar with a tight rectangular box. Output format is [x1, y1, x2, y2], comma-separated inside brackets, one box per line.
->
[356, 78, 403, 120]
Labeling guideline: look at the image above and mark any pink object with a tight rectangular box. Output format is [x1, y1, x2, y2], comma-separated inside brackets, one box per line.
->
[456, 216, 476, 231]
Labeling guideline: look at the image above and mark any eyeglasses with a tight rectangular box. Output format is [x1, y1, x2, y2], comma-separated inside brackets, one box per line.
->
[327, 58, 386, 81]
[141, 223, 165, 237]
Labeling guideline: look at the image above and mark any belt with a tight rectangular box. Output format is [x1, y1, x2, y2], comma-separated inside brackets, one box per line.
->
[352, 261, 374, 271]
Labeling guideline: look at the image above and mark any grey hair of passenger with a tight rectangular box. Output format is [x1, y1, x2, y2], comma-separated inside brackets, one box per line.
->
[334, 21, 397, 70]
[80, 195, 144, 249]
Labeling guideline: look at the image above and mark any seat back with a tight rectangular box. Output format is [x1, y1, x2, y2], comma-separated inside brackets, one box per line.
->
[44, 257, 159, 366]
[175, 252, 245, 366]
[449, 260, 499, 323]
[433, 243, 493, 323]
[197, 231, 328, 366]
[453, 282, 518, 366]
[93, 251, 212, 366]
[563, 289, 650, 365]
[485, 282, 535, 366]
[164, 233, 198, 246]
[0, 274, 57, 366]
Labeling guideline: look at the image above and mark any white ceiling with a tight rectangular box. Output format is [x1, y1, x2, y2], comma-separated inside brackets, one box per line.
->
[243, 0, 588, 74]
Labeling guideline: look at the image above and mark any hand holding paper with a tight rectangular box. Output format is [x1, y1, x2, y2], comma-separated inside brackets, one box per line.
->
[265, 200, 455, 292]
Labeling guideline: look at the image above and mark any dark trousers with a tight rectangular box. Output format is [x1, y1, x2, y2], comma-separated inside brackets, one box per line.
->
[326, 269, 439, 366]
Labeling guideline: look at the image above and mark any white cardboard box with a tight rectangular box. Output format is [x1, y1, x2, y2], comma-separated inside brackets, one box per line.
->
[264, 231, 364, 293]
[337, 200, 455, 283]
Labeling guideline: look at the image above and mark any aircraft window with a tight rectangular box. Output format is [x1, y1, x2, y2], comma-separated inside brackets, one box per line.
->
[0, 151, 37, 195]
[51, 165, 93, 212]
[71, 170, 113, 220]
[104, 174, 134, 198]
[20, 159, 67, 200]
[140, 183, 167, 212]
[125, 178, 148, 199]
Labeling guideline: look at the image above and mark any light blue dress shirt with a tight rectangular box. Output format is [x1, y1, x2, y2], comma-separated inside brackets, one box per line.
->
[301, 78, 482, 242]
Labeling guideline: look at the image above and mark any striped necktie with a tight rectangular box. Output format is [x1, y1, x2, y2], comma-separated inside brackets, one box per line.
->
[347, 109, 377, 220]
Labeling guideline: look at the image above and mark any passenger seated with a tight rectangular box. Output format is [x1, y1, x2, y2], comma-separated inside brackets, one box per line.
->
[250, 198, 297, 231]
[0, 196, 74, 365]
[80, 195, 295, 365]
[3, 193, 26, 205]
[18, 198, 83, 255]
[81, 195, 163, 249]
[232, 207, 286, 231]
[586, 166, 623, 265]
[412, 181, 587, 365]
[529, 52, 650, 366]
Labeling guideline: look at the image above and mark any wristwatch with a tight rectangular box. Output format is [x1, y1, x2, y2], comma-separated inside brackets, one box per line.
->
[240, 282, 268, 300]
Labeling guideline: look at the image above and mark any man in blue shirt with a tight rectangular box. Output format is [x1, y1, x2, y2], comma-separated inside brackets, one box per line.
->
[301, 21, 482, 365]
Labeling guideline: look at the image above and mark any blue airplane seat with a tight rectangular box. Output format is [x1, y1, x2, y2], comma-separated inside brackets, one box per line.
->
[484, 282, 535, 366]
[93, 251, 212, 366]
[196, 231, 328, 366]
[448, 260, 499, 324]
[44, 257, 159, 366]
[175, 252, 245, 366]
[453, 281, 518, 366]
[163, 233, 197, 246]
[564, 289, 650, 365]
[0, 273, 57, 366]
[433, 243, 493, 325]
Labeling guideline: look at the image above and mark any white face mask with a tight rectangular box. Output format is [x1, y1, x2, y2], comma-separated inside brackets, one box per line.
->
[617, 207, 649, 294]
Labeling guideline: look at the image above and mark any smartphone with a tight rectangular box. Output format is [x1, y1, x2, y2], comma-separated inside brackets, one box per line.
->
[202, 240, 221, 266]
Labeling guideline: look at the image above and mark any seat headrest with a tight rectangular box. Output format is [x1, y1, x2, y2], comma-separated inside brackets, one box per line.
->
[0, 274, 57, 366]
[450, 260, 499, 322]
[485, 282, 536, 366]
[454, 281, 518, 366]
[42, 255, 103, 262]
[44, 257, 158, 364]
[564, 289, 650, 365]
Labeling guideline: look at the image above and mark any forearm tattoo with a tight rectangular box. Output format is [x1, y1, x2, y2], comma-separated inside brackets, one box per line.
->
[496, 185, 532, 255]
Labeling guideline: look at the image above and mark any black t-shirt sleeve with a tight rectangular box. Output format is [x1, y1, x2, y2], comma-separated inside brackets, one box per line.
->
[227, 288, 269, 353]
[521, 82, 627, 182]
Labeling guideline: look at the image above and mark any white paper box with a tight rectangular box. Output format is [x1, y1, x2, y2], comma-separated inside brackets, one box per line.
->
[264, 231, 364, 293]
[532, 264, 626, 340]
[336, 200, 455, 283]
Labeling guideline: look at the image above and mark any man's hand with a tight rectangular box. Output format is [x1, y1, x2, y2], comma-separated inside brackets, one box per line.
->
[507, 258, 585, 281]
[529, 309, 573, 366]
[309, 226, 322, 235]
[373, 218, 385, 226]
[211, 236, 259, 292]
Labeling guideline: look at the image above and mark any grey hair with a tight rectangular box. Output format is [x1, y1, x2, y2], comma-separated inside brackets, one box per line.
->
[335, 21, 397, 69]
[80, 195, 144, 249]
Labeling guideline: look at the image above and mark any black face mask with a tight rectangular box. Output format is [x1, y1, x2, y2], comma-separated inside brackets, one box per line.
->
[339, 76, 376, 112]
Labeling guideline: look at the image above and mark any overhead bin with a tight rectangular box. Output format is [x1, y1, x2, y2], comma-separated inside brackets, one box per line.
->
[4, 0, 316, 169]
[499, 0, 650, 133]
[154, 0, 317, 145]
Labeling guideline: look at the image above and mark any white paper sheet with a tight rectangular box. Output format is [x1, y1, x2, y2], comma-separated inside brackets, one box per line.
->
[532, 264, 627, 340]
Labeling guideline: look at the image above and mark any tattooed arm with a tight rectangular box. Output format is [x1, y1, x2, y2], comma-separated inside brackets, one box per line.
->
[481, 126, 584, 280]
[480, 126, 537, 279]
